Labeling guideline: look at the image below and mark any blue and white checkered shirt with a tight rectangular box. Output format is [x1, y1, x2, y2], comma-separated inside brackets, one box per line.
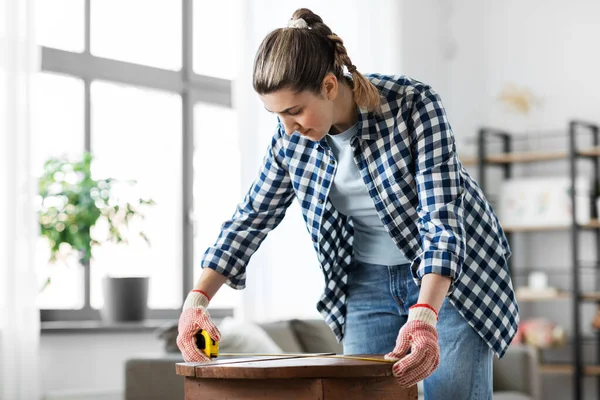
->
[201, 74, 519, 358]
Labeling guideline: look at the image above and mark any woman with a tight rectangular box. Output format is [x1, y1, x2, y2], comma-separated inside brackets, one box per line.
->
[177, 8, 519, 399]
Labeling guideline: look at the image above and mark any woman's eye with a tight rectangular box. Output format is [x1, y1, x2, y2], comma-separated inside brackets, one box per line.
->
[288, 109, 302, 116]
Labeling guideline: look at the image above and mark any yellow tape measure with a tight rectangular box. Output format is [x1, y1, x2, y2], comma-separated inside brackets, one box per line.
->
[196, 330, 219, 358]
[196, 331, 395, 364]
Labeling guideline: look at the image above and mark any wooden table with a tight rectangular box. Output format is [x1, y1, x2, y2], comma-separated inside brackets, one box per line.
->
[176, 354, 417, 399]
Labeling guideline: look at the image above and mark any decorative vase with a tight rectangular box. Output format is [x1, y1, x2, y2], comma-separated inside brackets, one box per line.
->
[100, 276, 149, 322]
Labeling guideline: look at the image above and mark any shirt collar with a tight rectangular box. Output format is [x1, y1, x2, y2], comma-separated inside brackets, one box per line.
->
[356, 105, 382, 141]
[318, 106, 381, 149]
[342, 73, 382, 141]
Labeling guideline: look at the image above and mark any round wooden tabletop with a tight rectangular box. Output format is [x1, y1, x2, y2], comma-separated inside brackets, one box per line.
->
[177, 354, 396, 380]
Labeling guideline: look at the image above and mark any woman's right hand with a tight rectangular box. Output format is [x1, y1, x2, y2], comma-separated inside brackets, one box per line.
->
[176, 290, 222, 362]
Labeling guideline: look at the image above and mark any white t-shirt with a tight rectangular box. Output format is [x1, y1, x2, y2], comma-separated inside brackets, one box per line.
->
[326, 124, 410, 266]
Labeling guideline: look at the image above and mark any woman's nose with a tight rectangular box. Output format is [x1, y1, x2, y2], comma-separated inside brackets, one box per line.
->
[284, 122, 299, 136]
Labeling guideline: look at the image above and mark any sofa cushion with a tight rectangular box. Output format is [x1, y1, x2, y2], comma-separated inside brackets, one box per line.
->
[259, 320, 305, 353]
[290, 319, 343, 354]
[154, 322, 179, 353]
[218, 317, 284, 354]
[154, 317, 285, 355]
[492, 392, 532, 400]
[125, 356, 184, 400]
[493, 344, 539, 398]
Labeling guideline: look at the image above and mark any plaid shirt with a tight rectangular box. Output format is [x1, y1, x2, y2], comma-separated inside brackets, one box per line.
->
[201, 74, 519, 357]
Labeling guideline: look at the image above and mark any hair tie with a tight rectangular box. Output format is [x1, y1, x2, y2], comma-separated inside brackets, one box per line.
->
[287, 18, 308, 29]
[347, 64, 357, 73]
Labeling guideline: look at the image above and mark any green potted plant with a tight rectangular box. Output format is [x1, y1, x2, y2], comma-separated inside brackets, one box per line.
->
[37, 152, 155, 322]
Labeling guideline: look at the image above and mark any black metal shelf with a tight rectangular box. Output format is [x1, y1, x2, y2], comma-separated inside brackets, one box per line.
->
[477, 120, 600, 400]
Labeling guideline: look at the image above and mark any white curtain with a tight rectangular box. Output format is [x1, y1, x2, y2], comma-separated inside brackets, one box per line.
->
[234, 0, 402, 322]
[0, 0, 41, 398]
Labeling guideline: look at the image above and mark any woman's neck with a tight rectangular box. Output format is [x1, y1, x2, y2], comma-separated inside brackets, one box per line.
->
[330, 80, 358, 135]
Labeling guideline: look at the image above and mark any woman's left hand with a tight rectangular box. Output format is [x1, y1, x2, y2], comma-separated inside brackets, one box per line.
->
[384, 304, 440, 387]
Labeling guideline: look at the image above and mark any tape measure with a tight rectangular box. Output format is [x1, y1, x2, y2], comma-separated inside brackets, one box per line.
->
[196, 331, 394, 364]
[196, 330, 219, 358]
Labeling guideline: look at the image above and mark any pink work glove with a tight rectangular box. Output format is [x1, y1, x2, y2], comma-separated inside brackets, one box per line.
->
[176, 290, 221, 362]
[384, 304, 440, 387]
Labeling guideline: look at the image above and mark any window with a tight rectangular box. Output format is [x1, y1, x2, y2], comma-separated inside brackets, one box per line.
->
[36, 0, 85, 53]
[91, 0, 182, 70]
[32, 72, 85, 309]
[192, 0, 239, 79]
[193, 103, 241, 308]
[90, 82, 183, 310]
[35, 0, 238, 321]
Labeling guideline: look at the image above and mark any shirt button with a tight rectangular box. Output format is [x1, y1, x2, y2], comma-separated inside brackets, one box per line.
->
[329, 159, 335, 164]
[318, 198, 324, 204]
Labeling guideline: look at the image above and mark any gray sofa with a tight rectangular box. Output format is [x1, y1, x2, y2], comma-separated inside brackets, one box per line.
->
[125, 319, 540, 400]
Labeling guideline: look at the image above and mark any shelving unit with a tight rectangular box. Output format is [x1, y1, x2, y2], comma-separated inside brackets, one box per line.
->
[476, 120, 600, 400]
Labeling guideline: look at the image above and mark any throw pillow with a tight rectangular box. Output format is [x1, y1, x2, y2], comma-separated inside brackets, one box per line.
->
[289, 319, 343, 354]
[218, 317, 284, 354]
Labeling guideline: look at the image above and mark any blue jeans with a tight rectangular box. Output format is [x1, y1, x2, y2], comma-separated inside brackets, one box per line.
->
[343, 261, 493, 400]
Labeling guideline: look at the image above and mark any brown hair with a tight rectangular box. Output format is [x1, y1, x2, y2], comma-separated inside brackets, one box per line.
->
[252, 8, 381, 113]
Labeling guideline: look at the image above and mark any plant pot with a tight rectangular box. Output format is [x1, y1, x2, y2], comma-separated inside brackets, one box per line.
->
[101, 276, 149, 322]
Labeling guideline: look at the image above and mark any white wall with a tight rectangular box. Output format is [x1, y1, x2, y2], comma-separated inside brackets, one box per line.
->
[403, 0, 600, 152]
[40, 333, 164, 400]
[482, 0, 600, 132]
[435, 0, 600, 271]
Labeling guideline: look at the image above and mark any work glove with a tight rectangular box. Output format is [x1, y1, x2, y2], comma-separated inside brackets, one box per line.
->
[384, 304, 440, 387]
[176, 290, 221, 362]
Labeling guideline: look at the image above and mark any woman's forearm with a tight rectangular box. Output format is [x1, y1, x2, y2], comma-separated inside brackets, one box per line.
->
[192, 268, 228, 300]
[417, 273, 452, 313]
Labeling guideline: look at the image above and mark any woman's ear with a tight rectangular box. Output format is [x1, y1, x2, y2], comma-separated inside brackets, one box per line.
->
[321, 73, 338, 101]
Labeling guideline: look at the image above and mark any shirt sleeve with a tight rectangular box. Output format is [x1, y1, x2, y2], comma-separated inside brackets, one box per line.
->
[200, 123, 295, 289]
[408, 87, 466, 295]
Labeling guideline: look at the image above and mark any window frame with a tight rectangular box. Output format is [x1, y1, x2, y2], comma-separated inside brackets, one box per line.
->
[39, 0, 233, 322]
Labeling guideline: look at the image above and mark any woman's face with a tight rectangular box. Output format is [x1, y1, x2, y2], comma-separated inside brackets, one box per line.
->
[259, 80, 336, 141]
